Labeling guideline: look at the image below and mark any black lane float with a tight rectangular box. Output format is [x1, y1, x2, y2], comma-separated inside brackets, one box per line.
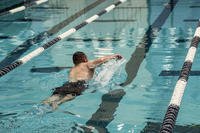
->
[160, 20, 200, 133]
[0, 0, 48, 16]
[0, 0, 127, 77]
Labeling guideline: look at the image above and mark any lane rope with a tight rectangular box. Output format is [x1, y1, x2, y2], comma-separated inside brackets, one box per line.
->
[0, 0, 106, 69]
[160, 20, 200, 133]
[0, 0, 127, 77]
[0, 0, 48, 16]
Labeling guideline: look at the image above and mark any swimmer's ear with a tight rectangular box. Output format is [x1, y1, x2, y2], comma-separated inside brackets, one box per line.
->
[84, 58, 88, 62]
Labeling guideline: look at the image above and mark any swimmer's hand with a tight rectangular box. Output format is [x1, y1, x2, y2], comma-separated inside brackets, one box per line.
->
[114, 54, 123, 60]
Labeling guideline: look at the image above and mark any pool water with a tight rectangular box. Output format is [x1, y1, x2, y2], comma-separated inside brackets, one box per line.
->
[0, 0, 200, 132]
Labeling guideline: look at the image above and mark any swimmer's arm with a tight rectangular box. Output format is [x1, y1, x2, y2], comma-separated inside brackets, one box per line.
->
[87, 54, 122, 68]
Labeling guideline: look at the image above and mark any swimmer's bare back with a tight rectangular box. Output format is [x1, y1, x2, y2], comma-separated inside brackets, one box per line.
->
[42, 54, 122, 109]
[69, 54, 122, 82]
[69, 63, 94, 82]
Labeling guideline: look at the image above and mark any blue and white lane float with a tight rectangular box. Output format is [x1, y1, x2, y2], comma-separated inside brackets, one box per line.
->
[160, 20, 200, 133]
[0, 0, 127, 77]
[0, 0, 48, 16]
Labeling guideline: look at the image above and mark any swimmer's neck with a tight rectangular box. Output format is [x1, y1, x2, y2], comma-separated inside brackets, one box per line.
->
[69, 78, 89, 83]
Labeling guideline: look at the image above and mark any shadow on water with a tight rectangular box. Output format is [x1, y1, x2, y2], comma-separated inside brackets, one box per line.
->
[121, 0, 179, 86]
[0, 0, 182, 132]
[85, 89, 126, 133]
[84, 0, 179, 132]
[30, 66, 71, 73]
[0, 0, 106, 69]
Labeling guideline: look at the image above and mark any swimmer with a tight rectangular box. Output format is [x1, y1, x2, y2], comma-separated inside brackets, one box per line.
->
[43, 51, 122, 109]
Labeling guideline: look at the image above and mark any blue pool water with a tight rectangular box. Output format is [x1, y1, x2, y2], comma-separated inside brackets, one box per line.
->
[0, 0, 200, 132]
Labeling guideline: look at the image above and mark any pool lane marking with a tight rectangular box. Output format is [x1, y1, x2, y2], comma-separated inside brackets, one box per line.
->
[0, 0, 127, 77]
[66, 37, 121, 42]
[121, 0, 179, 86]
[47, 0, 104, 35]
[0, 18, 44, 22]
[184, 19, 199, 22]
[33, 6, 69, 9]
[116, 6, 147, 9]
[94, 19, 136, 22]
[142, 121, 200, 132]
[0, 0, 106, 69]
[30, 66, 71, 73]
[160, 20, 200, 133]
[190, 5, 200, 8]
[0, 0, 48, 16]
[85, 89, 126, 133]
[0, 36, 15, 39]
[159, 70, 200, 76]
[85, 0, 179, 132]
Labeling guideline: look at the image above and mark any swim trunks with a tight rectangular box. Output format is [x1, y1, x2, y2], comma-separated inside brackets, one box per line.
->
[52, 81, 87, 96]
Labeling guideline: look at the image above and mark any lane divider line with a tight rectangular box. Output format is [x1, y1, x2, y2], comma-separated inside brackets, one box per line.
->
[85, 1, 179, 132]
[160, 20, 200, 133]
[121, 0, 179, 86]
[0, 0, 48, 16]
[0, 0, 106, 69]
[0, 0, 127, 77]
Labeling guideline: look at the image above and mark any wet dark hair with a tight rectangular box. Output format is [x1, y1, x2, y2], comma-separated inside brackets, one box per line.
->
[73, 51, 88, 65]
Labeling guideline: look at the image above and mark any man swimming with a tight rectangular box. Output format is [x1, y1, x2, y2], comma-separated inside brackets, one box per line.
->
[43, 51, 122, 109]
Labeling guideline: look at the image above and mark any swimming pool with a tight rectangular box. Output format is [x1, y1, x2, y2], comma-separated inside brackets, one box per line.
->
[0, 0, 200, 132]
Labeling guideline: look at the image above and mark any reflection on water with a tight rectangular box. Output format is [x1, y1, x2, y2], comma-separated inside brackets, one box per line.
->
[1, 0, 200, 132]
[86, 89, 126, 133]
[0, 103, 83, 133]
[0, 0, 106, 69]
[122, 0, 179, 86]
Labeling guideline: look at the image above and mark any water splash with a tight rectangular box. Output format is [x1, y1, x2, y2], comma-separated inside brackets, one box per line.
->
[92, 59, 126, 93]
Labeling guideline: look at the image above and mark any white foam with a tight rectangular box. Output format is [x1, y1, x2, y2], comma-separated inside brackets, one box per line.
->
[94, 58, 126, 87]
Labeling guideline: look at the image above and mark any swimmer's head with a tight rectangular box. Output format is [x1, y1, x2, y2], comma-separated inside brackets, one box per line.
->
[73, 51, 88, 65]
